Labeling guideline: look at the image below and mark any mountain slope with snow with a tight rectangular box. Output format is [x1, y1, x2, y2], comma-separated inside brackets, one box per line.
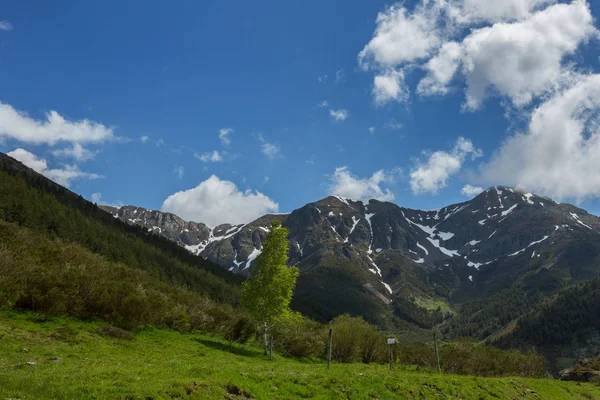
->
[105, 187, 600, 335]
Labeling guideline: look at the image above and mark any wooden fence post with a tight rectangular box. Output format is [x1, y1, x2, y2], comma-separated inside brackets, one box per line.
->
[327, 327, 332, 370]
[433, 330, 441, 373]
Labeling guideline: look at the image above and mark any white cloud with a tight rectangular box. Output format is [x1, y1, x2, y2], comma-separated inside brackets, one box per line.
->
[51, 143, 94, 162]
[447, 0, 557, 25]
[89, 192, 123, 207]
[329, 109, 349, 121]
[174, 166, 185, 179]
[306, 154, 316, 164]
[419, 1, 597, 110]
[328, 166, 399, 202]
[317, 100, 329, 108]
[336, 69, 346, 83]
[140, 135, 149, 142]
[417, 41, 463, 96]
[478, 74, 600, 201]
[373, 69, 409, 104]
[195, 150, 223, 163]
[261, 142, 282, 159]
[462, 1, 596, 110]
[0, 21, 12, 31]
[219, 128, 233, 146]
[460, 184, 484, 197]
[358, 3, 442, 69]
[91, 193, 102, 204]
[369, 127, 376, 134]
[7, 148, 102, 187]
[410, 137, 482, 194]
[0, 103, 114, 145]
[264, 176, 270, 183]
[318, 75, 328, 82]
[161, 175, 279, 227]
[361, 1, 597, 109]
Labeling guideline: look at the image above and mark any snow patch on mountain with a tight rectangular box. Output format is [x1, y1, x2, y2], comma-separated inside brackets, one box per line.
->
[509, 235, 550, 257]
[245, 247, 262, 270]
[570, 212, 593, 230]
[416, 242, 429, 255]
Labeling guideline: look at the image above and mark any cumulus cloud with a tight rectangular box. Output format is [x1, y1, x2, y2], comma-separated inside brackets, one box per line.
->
[410, 137, 482, 194]
[447, 0, 557, 25]
[140, 135, 149, 142]
[0, 103, 114, 145]
[358, 3, 442, 69]
[195, 150, 223, 163]
[361, 0, 597, 109]
[417, 41, 463, 96]
[373, 69, 409, 104]
[161, 175, 279, 226]
[458, 1, 596, 110]
[0, 21, 13, 31]
[8, 148, 102, 187]
[261, 142, 282, 159]
[219, 128, 233, 146]
[328, 166, 399, 202]
[479, 74, 600, 201]
[460, 184, 484, 196]
[51, 143, 94, 162]
[329, 109, 349, 121]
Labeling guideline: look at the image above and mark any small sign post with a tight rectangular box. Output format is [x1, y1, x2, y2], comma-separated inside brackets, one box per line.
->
[387, 337, 396, 370]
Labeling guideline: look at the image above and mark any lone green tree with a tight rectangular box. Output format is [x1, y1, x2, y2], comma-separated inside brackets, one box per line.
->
[241, 220, 299, 355]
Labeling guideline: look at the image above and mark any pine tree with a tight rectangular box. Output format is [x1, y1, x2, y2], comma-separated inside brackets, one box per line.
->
[241, 220, 299, 355]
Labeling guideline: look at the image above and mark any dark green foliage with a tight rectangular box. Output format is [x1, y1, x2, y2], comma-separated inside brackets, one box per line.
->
[397, 342, 546, 377]
[0, 219, 249, 335]
[329, 314, 389, 364]
[0, 162, 243, 305]
[442, 287, 541, 339]
[506, 279, 600, 346]
[223, 315, 256, 344]
[271, 317, 327, 358]
[392, 296, 446, 329]
[291, 262, 390, 328]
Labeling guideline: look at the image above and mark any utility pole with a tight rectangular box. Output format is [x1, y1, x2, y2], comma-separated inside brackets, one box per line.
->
[327, 326, 332, 370]
[433, 330, 441, 374]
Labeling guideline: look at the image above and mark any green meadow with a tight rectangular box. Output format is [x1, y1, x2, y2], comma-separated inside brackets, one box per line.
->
[1, 311, 599, 400]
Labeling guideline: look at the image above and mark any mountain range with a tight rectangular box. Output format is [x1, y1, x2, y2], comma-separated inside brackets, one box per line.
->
[3, 148, 600, 370]
[102, 186, 600, 353]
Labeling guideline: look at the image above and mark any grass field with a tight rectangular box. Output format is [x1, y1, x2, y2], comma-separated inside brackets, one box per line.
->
[0, 311, 599, 400]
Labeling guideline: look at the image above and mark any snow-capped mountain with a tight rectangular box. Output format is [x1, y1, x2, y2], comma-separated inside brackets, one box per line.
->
[103, 187, 600, 330]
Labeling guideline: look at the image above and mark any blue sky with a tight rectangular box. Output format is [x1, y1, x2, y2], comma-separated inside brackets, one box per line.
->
[1, 0, 600, 226]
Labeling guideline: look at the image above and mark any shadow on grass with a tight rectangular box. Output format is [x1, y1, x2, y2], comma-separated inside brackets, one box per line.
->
[192, 338, 264, 358]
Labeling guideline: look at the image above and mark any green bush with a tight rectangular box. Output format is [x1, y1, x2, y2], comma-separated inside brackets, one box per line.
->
[330, 315, 389, 364]
[271, 317, 327, 358]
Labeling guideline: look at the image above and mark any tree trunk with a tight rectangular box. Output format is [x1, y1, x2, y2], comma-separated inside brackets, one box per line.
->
[263, 321, 268, 355]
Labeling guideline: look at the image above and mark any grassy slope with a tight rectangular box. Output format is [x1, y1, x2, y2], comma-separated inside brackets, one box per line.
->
[1, 312, 599, 400]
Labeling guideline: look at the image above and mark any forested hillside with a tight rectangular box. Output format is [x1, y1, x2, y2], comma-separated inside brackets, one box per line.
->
[0, 153, 243, 302]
